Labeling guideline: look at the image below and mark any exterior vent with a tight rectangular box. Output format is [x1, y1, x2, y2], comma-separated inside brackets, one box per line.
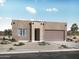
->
[32, 22, 34, 24]
[40, 23, 44, 25]
[12, 22, 15, 24]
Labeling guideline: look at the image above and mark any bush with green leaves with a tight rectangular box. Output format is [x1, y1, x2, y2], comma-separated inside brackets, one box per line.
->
[10, 38, 17, 42]
[0, 40, 11, 44]
[8, 47, 14, 51]
[73, 36, 77, 39]
[66, 38, 73, 42]
[14, 42, 25, 46]
[2, 37, 17, 42]
[2, 37, 8, 41]
[38, 41, 50, 46]
[59, 45, 68, 49]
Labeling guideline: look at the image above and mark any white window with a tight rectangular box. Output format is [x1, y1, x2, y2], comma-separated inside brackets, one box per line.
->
[17, 28, 26, 36]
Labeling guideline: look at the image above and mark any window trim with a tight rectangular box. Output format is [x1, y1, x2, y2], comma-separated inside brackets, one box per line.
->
[17, 28, 27, 37]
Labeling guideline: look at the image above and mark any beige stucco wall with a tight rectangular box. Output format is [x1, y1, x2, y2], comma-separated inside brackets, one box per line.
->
[12, 20, 67, 42]
[44, 22, 67, 40]
[12, 20, 30, 41]
[44, 22, 66, 30]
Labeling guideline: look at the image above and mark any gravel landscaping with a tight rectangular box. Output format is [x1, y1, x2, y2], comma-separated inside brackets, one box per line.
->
[0, 40, 79, 52]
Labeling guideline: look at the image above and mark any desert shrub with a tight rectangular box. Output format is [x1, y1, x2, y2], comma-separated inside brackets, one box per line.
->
[73, 36, 77, 39]
[3, 37, 17, 42]
[0, 41, 6, 44]
[0, 40, 11, 44]
[10, 38, 17, 42]
[61, 45, 68, 48]
[38, 41, 50, 46]
[59, 45, 68, 48]
[74, 40, 79, 43]
[19, 42, 25, 45]
[2, 37, 12, 41]
[8, 47, 14, 51]
[3, 37, 7, 41]
[66, 38, 73, 42]
[14, 44, 18, 46]
[14, 42, 25, 46]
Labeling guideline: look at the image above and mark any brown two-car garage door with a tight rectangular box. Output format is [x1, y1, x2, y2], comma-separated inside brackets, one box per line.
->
[44, 30, 65, 41]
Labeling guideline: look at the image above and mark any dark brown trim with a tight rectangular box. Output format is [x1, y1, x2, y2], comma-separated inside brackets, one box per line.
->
[34, 28, 40, 41]
[63, 30, 65, 41]
[29, 23, 32, 42]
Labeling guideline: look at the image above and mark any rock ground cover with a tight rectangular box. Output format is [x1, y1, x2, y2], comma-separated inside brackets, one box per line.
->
[0, 41, 79, 52]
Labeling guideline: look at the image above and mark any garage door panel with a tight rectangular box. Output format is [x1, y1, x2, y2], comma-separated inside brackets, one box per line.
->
[44, 30, 64, 41]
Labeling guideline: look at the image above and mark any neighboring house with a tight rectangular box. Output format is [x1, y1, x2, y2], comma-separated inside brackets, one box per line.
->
[11, 20, 67, 42]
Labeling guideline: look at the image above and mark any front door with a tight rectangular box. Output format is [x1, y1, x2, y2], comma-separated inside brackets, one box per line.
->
[35, 28, 40, 41]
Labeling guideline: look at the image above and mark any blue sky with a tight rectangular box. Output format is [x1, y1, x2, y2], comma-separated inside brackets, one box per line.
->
[0, 0, 79, 31]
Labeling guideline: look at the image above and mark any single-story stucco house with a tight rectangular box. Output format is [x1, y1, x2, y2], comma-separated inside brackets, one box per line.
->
[11, 20, 67, 42]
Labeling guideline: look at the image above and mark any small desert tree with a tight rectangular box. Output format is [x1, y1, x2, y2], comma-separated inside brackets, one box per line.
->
[4, 29, 12, 39]
[71, 23, 78, 35]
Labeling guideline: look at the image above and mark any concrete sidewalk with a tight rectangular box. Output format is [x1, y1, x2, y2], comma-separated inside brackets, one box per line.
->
[0, 49, 79, 54]
[0, 49, 79, 59]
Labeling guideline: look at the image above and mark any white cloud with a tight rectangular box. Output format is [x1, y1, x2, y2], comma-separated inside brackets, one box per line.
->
[25, 6, 36, 14]
[0, 16, 12, 20]
[0, 16, 12, 31]
[5, 17, 12, 20]
[46, 8, 58, 12]
[0, 16, 3, 19]
[30, 19, 34, 21]
[0, 0, 6, 6]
